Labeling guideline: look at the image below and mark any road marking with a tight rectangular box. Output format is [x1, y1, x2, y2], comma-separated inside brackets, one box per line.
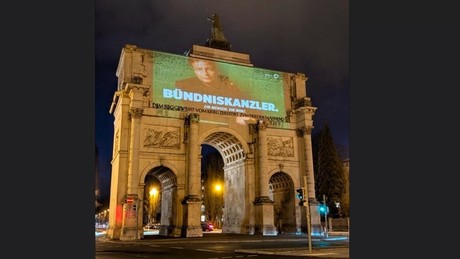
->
[195, 248, 225, 253]
[149, 244, 160, 247]
[170, 246, 184, 249]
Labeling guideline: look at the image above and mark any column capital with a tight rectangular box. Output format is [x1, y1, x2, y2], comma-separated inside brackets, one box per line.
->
[184, 113, 200, 132]
[189, 113, 200, 123]
[257, 119, 269, 131]
[129, 108, 143, 119]
[297, 126, 314, 137]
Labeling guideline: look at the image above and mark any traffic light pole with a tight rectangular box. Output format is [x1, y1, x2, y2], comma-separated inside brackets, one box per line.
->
[323, 194, 328, 238]
[303, 174, 312, 253]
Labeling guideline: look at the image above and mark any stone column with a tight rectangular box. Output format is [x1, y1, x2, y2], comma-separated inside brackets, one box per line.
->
[120, 107, 143, 241]
[257, 120, 269, 197]
[298, 126, 322, 235]
[182, 113, 202, 237]
[127, 108, 143, 194]
[299, 126, 316, 199]
[187, 113, 201, 197]
[253, 119, 277, 236]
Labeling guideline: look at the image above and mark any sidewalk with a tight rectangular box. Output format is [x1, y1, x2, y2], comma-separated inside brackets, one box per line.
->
[235, 231, 349, 258]
[235, 247, 349, 258]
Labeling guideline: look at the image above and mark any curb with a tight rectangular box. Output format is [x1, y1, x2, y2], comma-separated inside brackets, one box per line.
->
[235, 247, 349, 258]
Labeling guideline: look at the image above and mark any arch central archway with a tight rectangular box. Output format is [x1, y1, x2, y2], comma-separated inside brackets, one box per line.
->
[202, 131, 246, 166]
[201, 130, 251, 234]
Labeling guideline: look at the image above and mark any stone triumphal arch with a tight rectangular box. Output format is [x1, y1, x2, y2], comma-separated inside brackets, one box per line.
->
[106, 44, 323, 240]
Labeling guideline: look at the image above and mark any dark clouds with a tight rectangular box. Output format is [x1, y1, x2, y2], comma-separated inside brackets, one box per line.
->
[95, 0, 349, 203]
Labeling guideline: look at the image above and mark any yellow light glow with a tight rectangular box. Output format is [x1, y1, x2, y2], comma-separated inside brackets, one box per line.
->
[150, 187, 158, 196]
[215, 184, 222, 192]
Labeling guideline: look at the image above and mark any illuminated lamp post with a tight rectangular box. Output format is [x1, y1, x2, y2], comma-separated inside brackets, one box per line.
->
[104, 209, 109, 227]
[149, 187, 159, 224]
[214, 183, 223, 228]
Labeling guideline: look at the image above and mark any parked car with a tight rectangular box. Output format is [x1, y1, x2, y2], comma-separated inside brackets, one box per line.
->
[143, 223, 160, 230]
[201, 221, 214, 231]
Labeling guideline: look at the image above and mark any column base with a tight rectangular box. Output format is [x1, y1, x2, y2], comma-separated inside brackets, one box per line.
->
[253, 196, 277, 236]
[183, 225, 203, 238]
[181, 195, 202, 238]
[260, 224, 278, 236]
[119, 226, 141, 241]
[106, 226, 121, 240]
[159, 225, 183, 237]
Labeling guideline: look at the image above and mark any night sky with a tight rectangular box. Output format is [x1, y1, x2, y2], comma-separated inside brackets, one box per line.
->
[95, 0, 349, 206]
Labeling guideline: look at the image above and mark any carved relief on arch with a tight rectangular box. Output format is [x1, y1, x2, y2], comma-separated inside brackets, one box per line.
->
[143, 126, 180, 149]
[267, 136, 294, 157]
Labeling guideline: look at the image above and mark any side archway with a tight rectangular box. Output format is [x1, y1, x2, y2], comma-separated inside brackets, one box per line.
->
[269, 171, 297, 234]
[140, 164, 180, 237]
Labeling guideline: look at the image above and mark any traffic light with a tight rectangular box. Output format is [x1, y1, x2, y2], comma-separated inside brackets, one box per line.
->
[296, 188, 304, 200]
[319, 203, 327, 214]
[296, 188, 305, 206]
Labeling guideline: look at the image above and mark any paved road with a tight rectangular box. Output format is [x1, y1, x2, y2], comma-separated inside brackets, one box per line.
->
[96, 230, 349, 258]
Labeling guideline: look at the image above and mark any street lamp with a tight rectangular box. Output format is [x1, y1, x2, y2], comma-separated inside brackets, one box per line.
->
[149, 187, 158, 197]
[149, 187, 159, 224]
[213, 183, 223, 229]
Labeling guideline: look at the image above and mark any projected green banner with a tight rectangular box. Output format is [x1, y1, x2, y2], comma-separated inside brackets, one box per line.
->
[152, 51, 287, 120]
